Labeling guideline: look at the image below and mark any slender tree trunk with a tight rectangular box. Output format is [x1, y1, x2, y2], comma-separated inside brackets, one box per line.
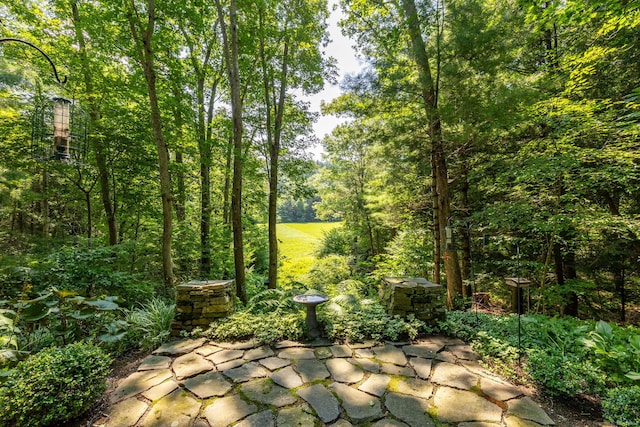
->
[223, 136, 232, 226]
[401, 0, 462, 306]
[216, 0, 246, 303]
[260, 15, 290, 289]
[171, 83, 186, 223]
[460, 161, 472, 298]
[72, 1, 117, 246]
[127, 0, 174, 289]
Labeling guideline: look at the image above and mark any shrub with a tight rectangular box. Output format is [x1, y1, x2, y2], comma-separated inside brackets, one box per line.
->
[0, 342, 111, 427]
[526, 349, 606, 397]
[602, 386, 640, 427]
[320, 296, 426, 342]
[316, 226, 355, 258]
[304, 254, 353, 291]
[371, 228, 432, 280]
[203, 311, 306, 344]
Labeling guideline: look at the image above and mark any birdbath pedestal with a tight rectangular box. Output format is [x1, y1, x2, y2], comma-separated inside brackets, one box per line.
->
[293, 294, 329, 338]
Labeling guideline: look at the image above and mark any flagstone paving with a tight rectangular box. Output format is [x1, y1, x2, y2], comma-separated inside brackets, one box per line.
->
[96, 336, 556, 427]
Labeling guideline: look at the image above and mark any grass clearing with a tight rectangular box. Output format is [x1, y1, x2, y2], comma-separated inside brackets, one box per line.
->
[277, 222, 341, 284]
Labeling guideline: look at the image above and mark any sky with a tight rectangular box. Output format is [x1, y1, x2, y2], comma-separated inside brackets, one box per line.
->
[303, 2, 363, 159]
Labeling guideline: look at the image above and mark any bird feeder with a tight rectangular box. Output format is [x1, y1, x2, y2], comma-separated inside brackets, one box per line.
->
[32, 96, 88, 163]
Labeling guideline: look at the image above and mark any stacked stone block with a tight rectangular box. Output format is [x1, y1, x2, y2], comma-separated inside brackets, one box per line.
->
[379, 277, 446, 324]
[171, 280, 235, 336]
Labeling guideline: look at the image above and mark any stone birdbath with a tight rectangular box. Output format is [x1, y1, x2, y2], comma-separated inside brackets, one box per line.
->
[293, 294, 329, 338]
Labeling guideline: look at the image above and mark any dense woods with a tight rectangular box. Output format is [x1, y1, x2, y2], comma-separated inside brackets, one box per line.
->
[1, 0, 639, 316]
[1, 0, 640, 425]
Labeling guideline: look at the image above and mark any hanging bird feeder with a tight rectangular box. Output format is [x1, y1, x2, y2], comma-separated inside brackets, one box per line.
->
[32, 96, 88, 163]
[1, 38, 88, 163]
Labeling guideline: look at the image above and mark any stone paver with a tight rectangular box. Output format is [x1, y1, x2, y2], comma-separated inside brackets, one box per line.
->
[153, 338, 207, 355]
[295, 358, 330, 382]
[298, 384, 340, 423]
[507, 397, 556, 425]
[138, 355, 172, 371]
[480, 376, 524, 401]
[271, 366, 303, 389]
[448, 344, 480, 361]
[395, 377, 433, 399]
[223, 361, 269, 383]
[433, 387, 503, 424]
[142, 379, 179, 401]
[110, 369, 173, 403]
[402, 343, 442, 358]
[183, 371, 232, 398]
[373, 344, 408, 365]
[315, 347, 333, 359]
[371, 420, 410, 427]
[380, 363, 414, 377]
[277, 405, 315, 427]
[279, 347, 316, 359]
[244, 345, 274, 361]
[330, 382, 382, 423]
[241, 378, 297, 407]
[172, 352, 213, 379]
[431, 362, 479, 389]
[349, 357, 380, 373]
[236, 410, 275, 427]
[260, 356, 292, 370]
[101, 336, 556, 427]
[330, 344, 352, 357]
[195, 344, 223, 356]
[204, 394, 257, 427]
[207, 349, 244, 365]
[326, 358, 364, 383]
[409, 357, 433, 379]
[104, 397, 148, 426]
[140, 389, 201, 427]
[385, 392, 435, 427]
[358, 373, 391, 397]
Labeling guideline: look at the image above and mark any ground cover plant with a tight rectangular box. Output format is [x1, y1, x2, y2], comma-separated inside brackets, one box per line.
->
[439, 310, 640, 425]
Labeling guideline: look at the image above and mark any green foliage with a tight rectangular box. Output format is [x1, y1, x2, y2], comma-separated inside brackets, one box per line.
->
[26, 244, 155, 306]
[0, 308, 27, 368]
[371, 228, 432, 280]
[304, 254, 353, 291]
[320, 296, 425, 342]
[316, 226, 356, 258]
[527, 349, 606, 396]
[442, 311, 640, 400]
[203, 311, 306, 344]
[0, 343, 111, 427]
[581, 320, 640, 384]
[1, 288, 126, 358]
[278, 222, 342, 284]
[325, 279, 371, 299]
[124, 297, 175, 352]
[201, 288, 306, 344]
[602, 386, 640, 427]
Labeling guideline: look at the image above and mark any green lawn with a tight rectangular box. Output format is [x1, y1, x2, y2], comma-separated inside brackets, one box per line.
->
[277, 222, 341, 284]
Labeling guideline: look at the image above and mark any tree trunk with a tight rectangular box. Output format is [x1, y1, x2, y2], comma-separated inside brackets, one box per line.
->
[127, 0, 174, 289]
[401, 0, 463, 307]
[72, 1, 118, 246]
[216, 0, 246, 303]
[460, 161, 472, 299]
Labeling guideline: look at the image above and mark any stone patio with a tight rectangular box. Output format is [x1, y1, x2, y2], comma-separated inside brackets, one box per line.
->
[96, 336, 556, 427]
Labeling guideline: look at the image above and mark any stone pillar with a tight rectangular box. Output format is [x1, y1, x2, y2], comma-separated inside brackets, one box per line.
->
[171, 279, 235, 336]
[380, 277, 446, 324]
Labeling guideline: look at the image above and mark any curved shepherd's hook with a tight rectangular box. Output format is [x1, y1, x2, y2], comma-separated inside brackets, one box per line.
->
[0, 37, 67, 84]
